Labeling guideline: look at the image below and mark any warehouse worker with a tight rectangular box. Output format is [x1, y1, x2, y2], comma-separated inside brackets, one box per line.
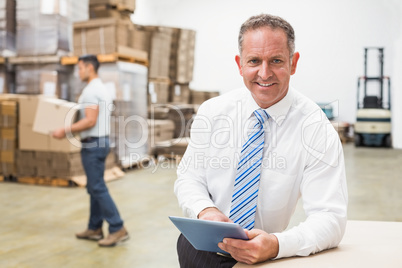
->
[52, 55, 129, 247]
[174, 14, 348, 267]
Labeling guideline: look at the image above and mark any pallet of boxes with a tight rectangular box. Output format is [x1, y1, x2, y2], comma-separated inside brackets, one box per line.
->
[140, 23, 221, 161]
[0, 95, 18, 181]
[68, 0, 150, 169]
[0, 0, 124, 187]
[134, 24, 198, 161]
[17, 96, 122, 187]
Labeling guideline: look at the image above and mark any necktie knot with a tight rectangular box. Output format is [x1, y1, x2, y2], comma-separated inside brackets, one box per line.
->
[253, 109, 270, 126]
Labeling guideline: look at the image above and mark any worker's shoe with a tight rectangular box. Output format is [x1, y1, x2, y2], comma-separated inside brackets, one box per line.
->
[98, 227, 129, 247]
[75, 228, 104, 241]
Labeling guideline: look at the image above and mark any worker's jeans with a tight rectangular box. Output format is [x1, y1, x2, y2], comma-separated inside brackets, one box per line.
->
[81, 137, 123, 233]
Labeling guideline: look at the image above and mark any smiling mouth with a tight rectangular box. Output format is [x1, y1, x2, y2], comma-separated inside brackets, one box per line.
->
[256, 82, 274, 87]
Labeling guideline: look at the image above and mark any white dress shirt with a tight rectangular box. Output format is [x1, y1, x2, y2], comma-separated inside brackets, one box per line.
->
[174, 86, 348, 259]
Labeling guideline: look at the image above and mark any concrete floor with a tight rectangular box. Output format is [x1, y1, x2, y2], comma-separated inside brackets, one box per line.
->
[1, 143, 401, 268]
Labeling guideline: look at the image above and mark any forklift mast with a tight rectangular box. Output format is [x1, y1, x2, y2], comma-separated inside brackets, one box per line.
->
[357, 47, 391, 110]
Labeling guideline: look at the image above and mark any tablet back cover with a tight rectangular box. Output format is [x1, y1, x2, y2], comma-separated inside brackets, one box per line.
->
[169, 216, 248, 254]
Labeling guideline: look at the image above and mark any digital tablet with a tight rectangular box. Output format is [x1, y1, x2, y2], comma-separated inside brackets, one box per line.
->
[169, 216, 248, 254]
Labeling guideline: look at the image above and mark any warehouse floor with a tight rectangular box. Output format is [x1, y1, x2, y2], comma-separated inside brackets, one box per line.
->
[1, 143, 402, 268]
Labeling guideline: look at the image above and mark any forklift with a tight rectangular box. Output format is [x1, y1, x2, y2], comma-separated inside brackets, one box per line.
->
[354, 47, 392, 147]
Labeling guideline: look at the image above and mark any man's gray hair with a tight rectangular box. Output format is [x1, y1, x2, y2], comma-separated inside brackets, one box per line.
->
[238, 14, 295, 56]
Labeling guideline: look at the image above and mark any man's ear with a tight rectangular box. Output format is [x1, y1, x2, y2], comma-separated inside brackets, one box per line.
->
[235, 55, 243, 76]
[290, 52, 300, 75]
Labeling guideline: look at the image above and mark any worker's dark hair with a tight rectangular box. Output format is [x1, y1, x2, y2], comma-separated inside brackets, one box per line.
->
[78, 54, 100, 73]
[238, 14, 295, 56]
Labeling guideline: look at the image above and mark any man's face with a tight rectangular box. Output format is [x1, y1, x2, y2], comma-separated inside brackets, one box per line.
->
[78, 60, 90, 82]
[235, 27, 299, 109]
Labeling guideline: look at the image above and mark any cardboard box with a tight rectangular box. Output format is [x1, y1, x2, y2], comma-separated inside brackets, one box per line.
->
[147, 119, 175, 142]
[148, 81, 170, 104]
[49, 136, 81, 153]
[18, 95, 41, 125]
[190, 90, 220, 105]
[33, 98, 79, 135]
[171, 83, 190, 104]
[89, 5, 133, 19]
[73, 18, 133, 56]
[0, 127, 16, 140]
[19, 124, 81, 152]
[89, 0, 136, 11]
[0, 150, 14, 163]
[154, 137, 190, 157]
[1, 162, 16, 175]
[40, 71, 58, 97]
[0, 138, 16, 151]
[19, 124, 49, 151]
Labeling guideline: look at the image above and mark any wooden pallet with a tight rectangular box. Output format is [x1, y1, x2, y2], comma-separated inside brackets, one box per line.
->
[120, 158, 153, 171]
[16, 177, 75, 187]
[8, 55, 62, 64]
[61, 53, 148, 66]
[61, 47, 148, 66]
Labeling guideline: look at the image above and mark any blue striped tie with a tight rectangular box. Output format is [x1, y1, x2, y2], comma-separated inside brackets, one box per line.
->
[229, 109, 269, 230]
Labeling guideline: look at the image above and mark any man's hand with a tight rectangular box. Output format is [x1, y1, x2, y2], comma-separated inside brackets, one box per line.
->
[198, 207, 232, 223]
[52, 128, 66, 139]
[218, 229, 279, 264]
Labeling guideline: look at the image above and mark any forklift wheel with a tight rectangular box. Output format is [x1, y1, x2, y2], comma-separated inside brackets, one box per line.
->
[354, 134, 362, 147]
[383, 134, 392, 148]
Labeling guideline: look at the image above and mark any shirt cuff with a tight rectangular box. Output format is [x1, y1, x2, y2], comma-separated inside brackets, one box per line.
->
[191, 200, 217, 219]
[272, 232, 301, 259]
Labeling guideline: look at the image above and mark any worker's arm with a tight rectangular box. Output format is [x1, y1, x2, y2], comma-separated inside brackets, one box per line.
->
[52, 105, 98, 139]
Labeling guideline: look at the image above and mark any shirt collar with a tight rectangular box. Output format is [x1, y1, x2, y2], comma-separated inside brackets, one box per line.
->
[243, 86, 294, 127]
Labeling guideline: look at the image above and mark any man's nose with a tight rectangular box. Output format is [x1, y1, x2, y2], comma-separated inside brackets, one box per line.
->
[258, 62, 272, 80]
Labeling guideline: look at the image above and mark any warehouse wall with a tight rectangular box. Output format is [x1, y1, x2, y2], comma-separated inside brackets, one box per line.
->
[132, 0, 402, 148]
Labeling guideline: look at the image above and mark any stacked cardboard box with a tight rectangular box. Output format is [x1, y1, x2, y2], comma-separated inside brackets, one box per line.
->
[73, 18, 131, 56]
[0, 0, 15, 55]
[90, 0, 135, 11]
[130, 24, 151, 52]
[111, 99, 148, 167]
[170, 29, 196, 84]
[89, 0, 135, 19]
[132, 25, 195, 104]
[70, 0, 90, 23]
[148, 104, 169, 120]
[147, 26, 174, 80]
[147, 119, 175, 154]
[167, 104, 195, 138]
[130, 26, 173, 79]
[171, 83, 191, 104]
[17, 150, 115, 178]
[154, 137, 190, 158]
[14, 63, 72, 99]
[0, 98, 17, 176]
[16, 0, 70, 56]
[73, 18, 147, 62]
[18, 95, 81, 152]
[148, 80, 170, 105]
[190, 90, 220, 105]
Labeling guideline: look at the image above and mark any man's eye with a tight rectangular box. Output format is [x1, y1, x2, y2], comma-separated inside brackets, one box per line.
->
[249, 59, 259, 64]
[273, 59, 282, 64]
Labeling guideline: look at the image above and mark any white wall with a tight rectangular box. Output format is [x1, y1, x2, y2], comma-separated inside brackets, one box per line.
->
[132, 0, 402, 148]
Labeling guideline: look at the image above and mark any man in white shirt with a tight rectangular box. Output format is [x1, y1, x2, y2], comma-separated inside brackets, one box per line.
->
[174, 14, 348, 267]
[53, 55, 128, 247]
